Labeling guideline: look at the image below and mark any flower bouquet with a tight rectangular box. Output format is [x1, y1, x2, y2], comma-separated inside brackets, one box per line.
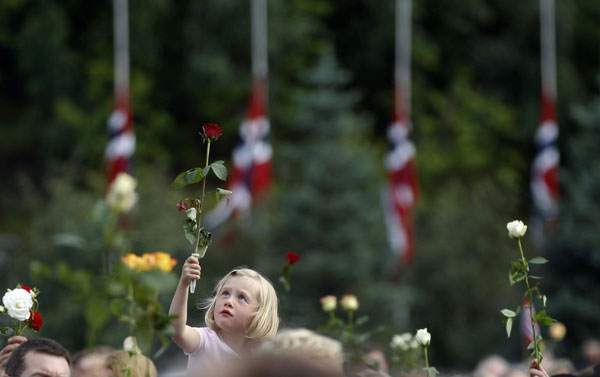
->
[0, 285, 43, 337]
[172, 123, 232, 293]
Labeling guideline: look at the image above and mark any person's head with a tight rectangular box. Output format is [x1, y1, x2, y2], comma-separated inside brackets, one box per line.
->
[205, 267, 279, 340]
[473, 355, 509, 377]
[71, 347, 113, 377]
[106, 351, 156, 377]
[259, 328, 344, 374]
[584, 339, 600, 366]
[4, 338, 71, 377]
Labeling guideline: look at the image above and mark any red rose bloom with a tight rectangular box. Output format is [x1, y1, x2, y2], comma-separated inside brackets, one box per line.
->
[21, 285, 31, 292]
[285, 252, 300, 265]
[201, 123, 222, 142]
[28, 310, 43, 332]
[177, 200, 188, 212]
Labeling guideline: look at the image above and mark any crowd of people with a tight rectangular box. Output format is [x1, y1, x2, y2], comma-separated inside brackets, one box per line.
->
[1, 258, 599, 377]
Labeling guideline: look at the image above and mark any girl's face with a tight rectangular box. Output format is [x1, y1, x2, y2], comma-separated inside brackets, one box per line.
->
[215, 275, 259, 335]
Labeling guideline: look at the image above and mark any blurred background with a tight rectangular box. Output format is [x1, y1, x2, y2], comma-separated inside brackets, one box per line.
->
[1, 0, 600, 373]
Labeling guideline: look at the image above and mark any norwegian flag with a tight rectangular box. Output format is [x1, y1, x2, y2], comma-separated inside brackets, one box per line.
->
[105, 94, 135, 185]
[382, 84, 419, 265]
[531, 94, 559, 223]
[520, 299, 541, 346]
[205, 79, 273, 228]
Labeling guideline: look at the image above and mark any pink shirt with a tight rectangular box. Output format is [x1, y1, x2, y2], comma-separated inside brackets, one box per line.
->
[185, 327, 240, 377]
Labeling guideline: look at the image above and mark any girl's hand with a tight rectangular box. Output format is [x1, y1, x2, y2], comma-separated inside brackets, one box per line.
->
[180, 256, 201, 287]
[529, 359, 549, 377]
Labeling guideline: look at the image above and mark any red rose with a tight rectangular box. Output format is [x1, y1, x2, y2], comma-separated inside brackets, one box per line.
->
[28, 310, 43, 332]
[285, 252, 300, 265]
[201, 123, 222, 142]
[21, 285, 31, 292]
[177, 200, 188, 212]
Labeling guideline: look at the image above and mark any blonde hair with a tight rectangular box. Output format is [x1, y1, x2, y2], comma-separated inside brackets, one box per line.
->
[204, 267, 279, 340]
[107, 351, 157, 377]
[259, 328, 344, 374]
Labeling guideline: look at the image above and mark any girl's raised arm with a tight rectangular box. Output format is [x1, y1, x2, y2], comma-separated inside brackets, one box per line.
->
[169, 256, 202, 353]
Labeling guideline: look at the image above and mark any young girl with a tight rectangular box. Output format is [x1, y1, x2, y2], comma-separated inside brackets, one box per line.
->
[169, 256, 279, 376]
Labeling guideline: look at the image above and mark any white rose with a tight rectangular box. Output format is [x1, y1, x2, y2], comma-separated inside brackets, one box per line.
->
[506, 220, 527, 239]
[2, 288, 33, 321]
[415, 328, 431, 347]
[340, 294, 359, 312]
[106, 173, 138, 214]
[320, 295, 337, 312]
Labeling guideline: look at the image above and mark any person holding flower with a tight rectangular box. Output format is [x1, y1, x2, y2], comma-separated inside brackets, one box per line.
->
[168, 259, 279, 377]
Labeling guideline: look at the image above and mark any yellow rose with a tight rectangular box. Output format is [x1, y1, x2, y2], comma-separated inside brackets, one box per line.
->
[139, 253, 157, 271]
[121, 253, 141, 270]
[153, 252, 177, 272]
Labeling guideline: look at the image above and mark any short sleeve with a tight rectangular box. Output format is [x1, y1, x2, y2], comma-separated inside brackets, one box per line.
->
[184, 327, 205, 356]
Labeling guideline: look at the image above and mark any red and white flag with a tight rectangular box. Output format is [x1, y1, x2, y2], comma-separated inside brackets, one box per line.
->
[105, 94, 135, 185]
[205, 79, 273, 228]
[382, 86, 419, 265]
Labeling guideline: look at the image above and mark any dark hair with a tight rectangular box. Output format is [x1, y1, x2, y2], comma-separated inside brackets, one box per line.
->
[5, 338, 71, 377]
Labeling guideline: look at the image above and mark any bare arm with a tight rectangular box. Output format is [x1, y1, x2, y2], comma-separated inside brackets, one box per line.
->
[169, 256, 202, 354]
[0, 336, 27, 375]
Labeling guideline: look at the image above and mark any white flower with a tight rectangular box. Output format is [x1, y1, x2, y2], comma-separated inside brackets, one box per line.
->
[0, 305, 5, 313]
[2, 288, 33, 321]
[106, 173, 138, 214]
[415, 328, 431, 347]
[320, 295, 337, 312]
[506, 220, 528, 239]
[340, 294, 359, 311]
[123, 336, 141, 354]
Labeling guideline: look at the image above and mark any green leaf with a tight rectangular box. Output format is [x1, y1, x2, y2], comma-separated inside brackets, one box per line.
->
[210, 161, 228, 181]
[501, 309, 516, 317]
[186, 168, 204, 184]
[171, 171, 188, 188]
[509, 269, 526, 286]
[506, 317, 513, 338]
[529, 257, 548, 264]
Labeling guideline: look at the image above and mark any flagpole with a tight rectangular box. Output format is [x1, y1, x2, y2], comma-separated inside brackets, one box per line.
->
[540, 0, 556, 105]
[395, 0, 412, 121]
[113, 0, 130, 106]
[252, 0, 268, 81]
